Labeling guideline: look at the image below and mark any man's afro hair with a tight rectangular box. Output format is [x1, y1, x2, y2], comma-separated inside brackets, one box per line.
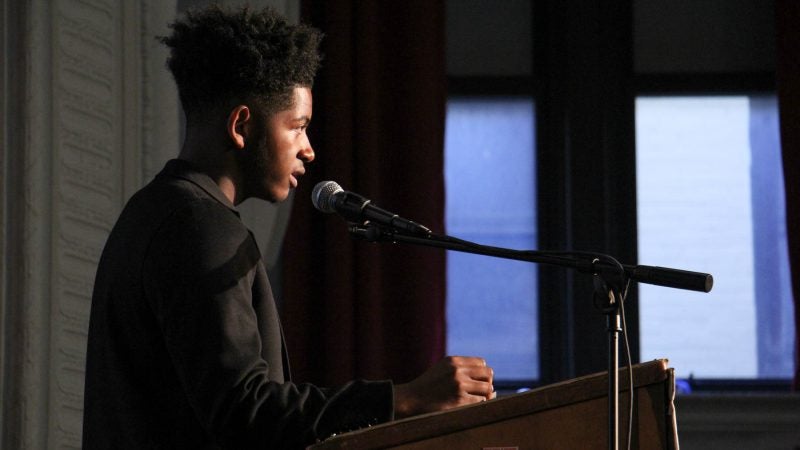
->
[160, 4, 322, 115]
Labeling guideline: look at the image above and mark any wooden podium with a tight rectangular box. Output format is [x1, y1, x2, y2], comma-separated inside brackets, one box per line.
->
[309, 359, 679, 449]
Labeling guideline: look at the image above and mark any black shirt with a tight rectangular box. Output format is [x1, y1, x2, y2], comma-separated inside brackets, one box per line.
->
[83, 159, 393, 449]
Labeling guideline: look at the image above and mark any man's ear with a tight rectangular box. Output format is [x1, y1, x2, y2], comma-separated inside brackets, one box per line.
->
[227, 105, 251, 149]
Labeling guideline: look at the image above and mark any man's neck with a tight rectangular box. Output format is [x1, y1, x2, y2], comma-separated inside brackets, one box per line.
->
[178, 133, 241, 205]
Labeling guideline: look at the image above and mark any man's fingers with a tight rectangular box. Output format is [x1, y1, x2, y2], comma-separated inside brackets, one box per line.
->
[462, 379, 494, 398]
[456, 364, 493, 383]
[469, 366, 494, 382]
[447, 356, 487, 367]
[447, 356, 493, 380]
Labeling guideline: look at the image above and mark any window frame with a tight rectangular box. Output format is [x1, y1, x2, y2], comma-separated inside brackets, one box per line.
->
[447, 3, 787, 392]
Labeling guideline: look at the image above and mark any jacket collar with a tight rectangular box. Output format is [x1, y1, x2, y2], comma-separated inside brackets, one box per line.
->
[159, 159, 239, 215]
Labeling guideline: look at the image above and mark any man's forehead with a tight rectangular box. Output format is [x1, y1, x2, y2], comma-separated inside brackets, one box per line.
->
[282, 87, 312, 117]
[292, 87, 313, 108]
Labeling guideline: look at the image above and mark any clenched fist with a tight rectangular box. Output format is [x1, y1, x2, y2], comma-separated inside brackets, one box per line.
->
[393, 356, 495, 419]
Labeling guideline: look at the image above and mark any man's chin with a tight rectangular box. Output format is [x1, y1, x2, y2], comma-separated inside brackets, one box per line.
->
[264, 187, 291, 204]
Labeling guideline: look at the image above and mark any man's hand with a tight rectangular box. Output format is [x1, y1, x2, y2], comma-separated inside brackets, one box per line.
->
[393, 356, 495, 419]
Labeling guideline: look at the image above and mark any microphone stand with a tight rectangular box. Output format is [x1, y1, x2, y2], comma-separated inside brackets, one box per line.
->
[348, 223, 713, 450]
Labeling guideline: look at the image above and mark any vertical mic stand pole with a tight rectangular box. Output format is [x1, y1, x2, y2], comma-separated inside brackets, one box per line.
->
[592, 264, 624, 450]
[607, 297, 621, 450]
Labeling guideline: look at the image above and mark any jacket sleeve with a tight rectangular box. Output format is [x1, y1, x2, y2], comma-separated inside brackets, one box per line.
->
[142, 200, 394, 449]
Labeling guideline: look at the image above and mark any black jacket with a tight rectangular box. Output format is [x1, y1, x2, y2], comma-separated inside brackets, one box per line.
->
[83, 159, 393, 449]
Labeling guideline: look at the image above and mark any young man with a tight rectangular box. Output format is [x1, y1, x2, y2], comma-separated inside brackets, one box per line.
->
[82, 5, 493, 449]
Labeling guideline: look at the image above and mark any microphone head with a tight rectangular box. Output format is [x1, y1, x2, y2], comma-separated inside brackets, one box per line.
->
[312, 181, 343, 213]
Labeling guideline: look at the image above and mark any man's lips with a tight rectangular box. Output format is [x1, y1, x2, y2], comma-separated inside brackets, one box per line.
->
[290, 169, 305, 188]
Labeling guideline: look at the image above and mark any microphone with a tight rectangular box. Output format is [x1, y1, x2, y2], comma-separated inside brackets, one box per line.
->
[311, 181, 432, 236]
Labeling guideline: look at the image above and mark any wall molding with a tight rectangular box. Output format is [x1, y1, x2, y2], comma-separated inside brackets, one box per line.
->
[1, 1, 178, 448]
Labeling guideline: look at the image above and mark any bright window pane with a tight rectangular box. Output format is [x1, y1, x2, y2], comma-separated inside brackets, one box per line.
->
[636, 96, 794, 379]
[444, 97, 538, 380]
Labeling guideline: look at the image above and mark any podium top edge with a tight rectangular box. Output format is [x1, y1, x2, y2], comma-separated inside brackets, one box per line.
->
[309, 359, 673, 449]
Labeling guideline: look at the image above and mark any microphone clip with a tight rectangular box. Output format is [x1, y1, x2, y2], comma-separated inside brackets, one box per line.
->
[348, 223, 397, 243]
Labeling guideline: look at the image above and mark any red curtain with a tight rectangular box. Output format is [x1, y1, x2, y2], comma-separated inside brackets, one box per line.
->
[281, 1, 446, 386]
[776, 0, 800, 390]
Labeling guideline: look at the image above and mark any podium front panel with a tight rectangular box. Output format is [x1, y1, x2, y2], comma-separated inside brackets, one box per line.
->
[310, 360, 678, 450]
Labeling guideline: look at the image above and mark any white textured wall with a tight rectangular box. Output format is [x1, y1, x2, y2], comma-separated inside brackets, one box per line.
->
[0, 1, 301, 447]
[0, 1, 305, 448]
[1, 1, 179, 447]
[0, 0, 178, 449]
[0, 0, 304, 446]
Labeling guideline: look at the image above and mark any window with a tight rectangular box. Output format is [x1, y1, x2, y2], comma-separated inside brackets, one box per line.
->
[636, 96, 794, 379]
[444, 97, 538, 381]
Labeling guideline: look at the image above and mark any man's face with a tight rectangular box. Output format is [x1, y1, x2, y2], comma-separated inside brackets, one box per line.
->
[242, 86, 314, 203]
